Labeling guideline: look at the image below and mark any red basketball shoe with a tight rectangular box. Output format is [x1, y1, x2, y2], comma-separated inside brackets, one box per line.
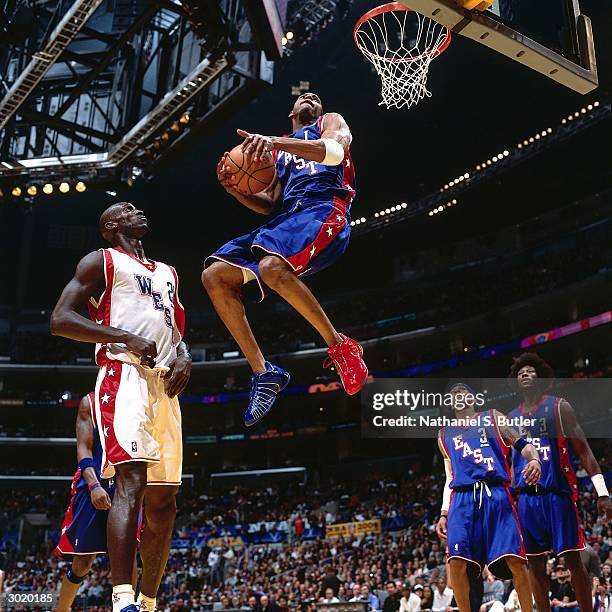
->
[324, 334, 368, 395]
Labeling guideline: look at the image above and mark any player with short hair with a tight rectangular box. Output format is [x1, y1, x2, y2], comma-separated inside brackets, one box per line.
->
[435, 383, 541, 612]
[51, 202, 192, 612]
[202, 91, 368, 427]
[507, 352, 612, 612]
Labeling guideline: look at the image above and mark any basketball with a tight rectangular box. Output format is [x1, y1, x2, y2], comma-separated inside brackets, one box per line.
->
[224, 145, 275, 195]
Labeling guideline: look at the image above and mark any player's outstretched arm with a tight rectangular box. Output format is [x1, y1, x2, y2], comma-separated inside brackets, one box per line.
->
[493, 410, 541, 486]
[238, 112, 352, 165]
[76, 395, 111, 510]
[50, 251, 158, 364]
[559, 399, 612, 520]
[217, 152, 281, 215]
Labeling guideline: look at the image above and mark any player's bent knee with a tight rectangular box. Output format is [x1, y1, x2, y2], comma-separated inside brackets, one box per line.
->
[201, 262, 242, 291]
[258, 255, 290, 286]
[72, 554, 95, 575]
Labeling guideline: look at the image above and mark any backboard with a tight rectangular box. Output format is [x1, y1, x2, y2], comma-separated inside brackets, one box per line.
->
[399, 0, 597, 93]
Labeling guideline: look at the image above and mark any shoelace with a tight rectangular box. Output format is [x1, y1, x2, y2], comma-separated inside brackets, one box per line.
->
[473, 481, 492, 509]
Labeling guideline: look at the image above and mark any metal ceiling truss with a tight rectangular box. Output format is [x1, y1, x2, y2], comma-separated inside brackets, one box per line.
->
[0, 0, 275, 190]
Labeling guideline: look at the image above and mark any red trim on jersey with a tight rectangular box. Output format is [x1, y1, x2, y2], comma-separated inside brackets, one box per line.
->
[554, 398, 579, 501]
[91, 249, 115, 366]
[113, 246, 157, 272]
[169, 265, 185, 339]
[317, 113, 325, 132]
[97, 363, 131, 471]
[54, 470, 80, 557]
[504, 485, 527, 558]
[491, 410, 512, 482]
[571, 501, 586, 549]
[285, 197, 348, 272]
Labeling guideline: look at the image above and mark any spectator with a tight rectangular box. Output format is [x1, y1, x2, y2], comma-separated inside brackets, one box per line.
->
[479, 569, 505, 612]
[383, 582, 401, 612]
[550, 567, 579, 612]
[432, 579, 453, 612]
[261, 594, 281, 612]
[400, 584, 421, 612]
[361, 584, 381, 611]
[321, 566, 341, 597]
[420, 586, 434, 610]
[321, 588, 340, 604]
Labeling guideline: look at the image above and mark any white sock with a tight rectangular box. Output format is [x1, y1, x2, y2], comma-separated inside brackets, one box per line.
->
[137, 593, 157, 611]
[112, 584, 135, 611]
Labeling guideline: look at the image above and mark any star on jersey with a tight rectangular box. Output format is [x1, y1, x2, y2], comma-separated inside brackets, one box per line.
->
[107, 368, 115, 377]
[101, 393, 110, 404]
[345, 158, 351, 167]
[96, 319, 103, 325]
[103, 425, 109, 437]
[61, 526, 67, 535]
[326, 226, 333, 237]
[309, 245, 316, 258]
[336, 215, 343, 222]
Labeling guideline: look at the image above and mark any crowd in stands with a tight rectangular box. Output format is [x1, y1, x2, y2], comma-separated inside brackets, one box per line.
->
[1, 454, 611, 611]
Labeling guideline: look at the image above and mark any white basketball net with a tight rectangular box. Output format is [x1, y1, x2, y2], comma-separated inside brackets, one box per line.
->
[355, 5, 450, 110]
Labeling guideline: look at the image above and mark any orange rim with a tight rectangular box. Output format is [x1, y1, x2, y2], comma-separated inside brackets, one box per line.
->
[354, 2, 451, 63]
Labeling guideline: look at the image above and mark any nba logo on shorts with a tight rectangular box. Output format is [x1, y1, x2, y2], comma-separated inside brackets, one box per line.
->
[132, 441, 137, 452]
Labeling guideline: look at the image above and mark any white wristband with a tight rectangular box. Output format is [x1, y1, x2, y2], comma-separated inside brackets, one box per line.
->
[591, 473, 609, 497]
[321, 138, 344, 165]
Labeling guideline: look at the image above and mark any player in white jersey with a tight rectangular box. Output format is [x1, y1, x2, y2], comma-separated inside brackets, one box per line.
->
[51, 202, 192, 612]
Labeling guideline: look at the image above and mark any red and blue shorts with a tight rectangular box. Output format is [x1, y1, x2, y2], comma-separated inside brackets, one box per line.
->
[517, 490, 585, 556]
[447, 484, 526, 579]
[205, 197, 351, 301]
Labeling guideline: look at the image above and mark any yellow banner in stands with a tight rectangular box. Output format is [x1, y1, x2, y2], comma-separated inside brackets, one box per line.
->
[325, 519, 381, 538]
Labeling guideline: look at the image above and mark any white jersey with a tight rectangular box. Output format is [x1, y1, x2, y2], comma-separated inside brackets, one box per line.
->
[89, 247, 185, 371]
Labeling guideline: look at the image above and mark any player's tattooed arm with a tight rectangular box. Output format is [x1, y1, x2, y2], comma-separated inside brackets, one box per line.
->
[237, 113, 352, 165]
[493, 410, 541, 486]
[320, 112, 352, 150]
[216, 152, 281, 215]
[76, 395, 111, 510]
[50, 251, 158, 365]
[559, 399, 612, 520]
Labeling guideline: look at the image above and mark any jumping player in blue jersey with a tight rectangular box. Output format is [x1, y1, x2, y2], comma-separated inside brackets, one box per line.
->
[202, 92, 368, 427]
[508, 353, 612, 612]
[435, 383, 541, 612]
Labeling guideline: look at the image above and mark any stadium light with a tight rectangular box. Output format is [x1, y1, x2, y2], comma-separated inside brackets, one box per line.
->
[11, 186, 21, 197]
[59, 181, 70, 193]
[26, 185, 37, 196]
[43, 183, 53, 194]
[286, 31, 294, 40]
[75, 181, 86, 193]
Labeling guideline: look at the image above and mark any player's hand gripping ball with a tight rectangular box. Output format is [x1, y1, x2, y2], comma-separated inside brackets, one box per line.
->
[217, 141, 275, 196]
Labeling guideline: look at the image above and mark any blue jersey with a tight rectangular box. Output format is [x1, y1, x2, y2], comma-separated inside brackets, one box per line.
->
[508, 395, 578, 498]
[440, 410, 511, 488]
[274, 114, 355, 209]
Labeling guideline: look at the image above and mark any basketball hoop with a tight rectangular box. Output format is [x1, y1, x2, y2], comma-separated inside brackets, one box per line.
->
[354, 2, 451, 109]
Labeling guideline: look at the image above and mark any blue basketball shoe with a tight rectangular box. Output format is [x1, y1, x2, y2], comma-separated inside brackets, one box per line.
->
[244, 361, 291, 427]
